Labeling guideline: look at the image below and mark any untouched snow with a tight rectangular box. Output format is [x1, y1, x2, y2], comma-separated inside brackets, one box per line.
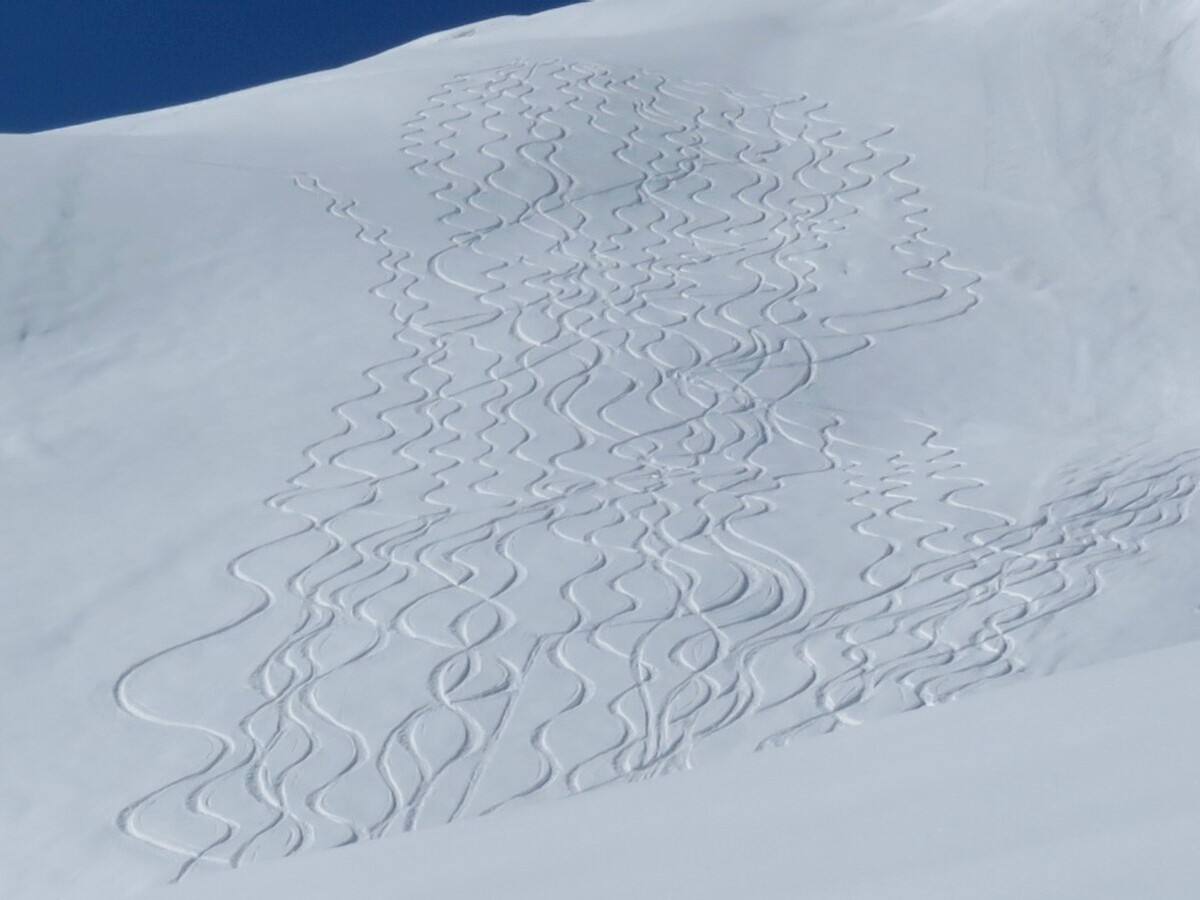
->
[2, 0, 1199, 897]
[152, 637, 1200, 900]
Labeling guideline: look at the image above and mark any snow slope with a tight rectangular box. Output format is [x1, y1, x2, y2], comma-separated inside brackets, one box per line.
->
[2, 0, 1199, 897]
[152, 637, 1200, 900]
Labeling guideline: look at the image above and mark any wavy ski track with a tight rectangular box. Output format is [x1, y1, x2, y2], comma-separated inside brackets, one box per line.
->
[116, 58, 1196, 875]
[757, 445, 1200, 746]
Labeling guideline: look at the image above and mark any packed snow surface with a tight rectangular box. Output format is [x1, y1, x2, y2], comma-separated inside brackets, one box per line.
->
[1, 0, 1198, 897]
[153, 638, 1200, 900]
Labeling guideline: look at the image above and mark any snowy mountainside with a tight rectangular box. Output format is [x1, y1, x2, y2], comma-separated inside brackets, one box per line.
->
[155, 637, 1200, 900]
[123, 59, 1001, 868]
[2, 1, 1199, 898]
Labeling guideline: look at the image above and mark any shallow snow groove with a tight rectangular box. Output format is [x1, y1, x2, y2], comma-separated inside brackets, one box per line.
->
[115, 60, 1199, 876]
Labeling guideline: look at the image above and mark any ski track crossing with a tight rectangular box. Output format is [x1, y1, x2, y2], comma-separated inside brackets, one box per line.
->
[114, 60, 1200, 878]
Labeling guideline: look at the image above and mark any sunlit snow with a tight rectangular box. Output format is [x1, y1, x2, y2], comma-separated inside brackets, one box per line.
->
[2, 0, 1199, 897]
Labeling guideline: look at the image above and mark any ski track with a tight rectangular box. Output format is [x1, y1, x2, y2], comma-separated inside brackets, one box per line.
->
[115, 59, 1200, 877]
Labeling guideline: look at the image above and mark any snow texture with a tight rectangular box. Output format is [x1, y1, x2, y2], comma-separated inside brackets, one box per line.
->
[1, 0, 1198, 897]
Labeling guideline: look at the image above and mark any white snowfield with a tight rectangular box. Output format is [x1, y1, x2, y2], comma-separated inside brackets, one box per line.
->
[151, 638, 1200, 900]
[1, 0, 1198, 897]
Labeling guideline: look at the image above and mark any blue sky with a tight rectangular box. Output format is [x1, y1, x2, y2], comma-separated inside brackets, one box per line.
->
[1, 0, 576, 133]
